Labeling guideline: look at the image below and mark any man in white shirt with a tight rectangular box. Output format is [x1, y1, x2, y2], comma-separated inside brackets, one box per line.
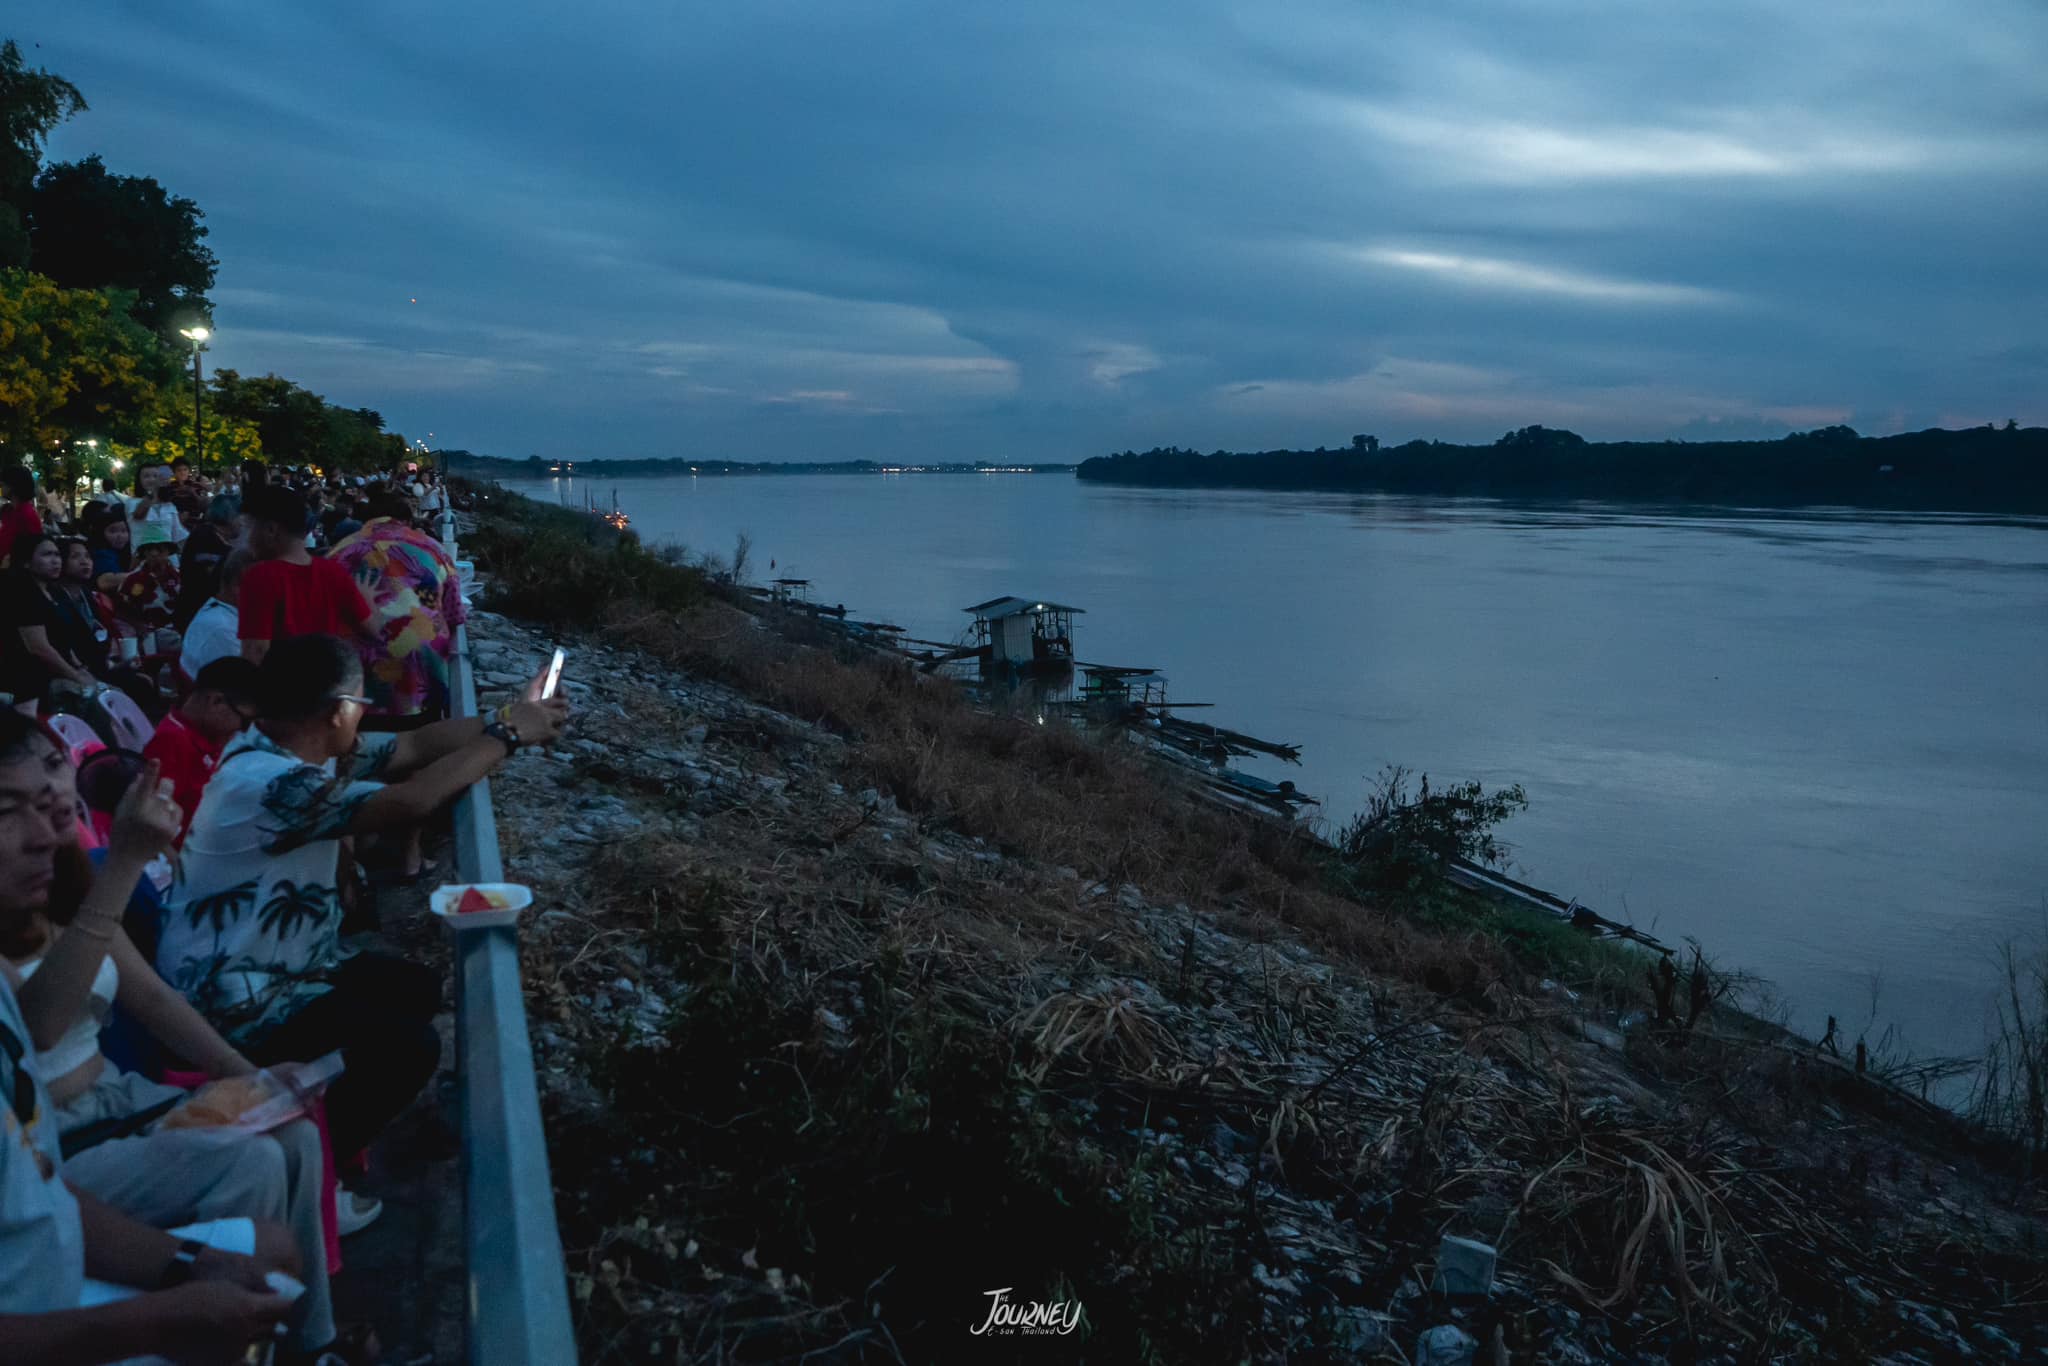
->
[179, 550, 248, 683]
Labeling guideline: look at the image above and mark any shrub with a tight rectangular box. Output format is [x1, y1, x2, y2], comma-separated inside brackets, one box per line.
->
[1335, 765, 1527, 891]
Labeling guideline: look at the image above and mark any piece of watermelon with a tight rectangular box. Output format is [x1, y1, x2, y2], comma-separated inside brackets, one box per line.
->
[456, 887, 497, 914]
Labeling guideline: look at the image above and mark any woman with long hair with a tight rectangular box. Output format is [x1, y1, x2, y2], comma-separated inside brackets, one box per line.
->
[2, 532, 98, 713]
[0, 713, 354, 1360]
[47, 537, 117, 677]
[84, 508, 133, 593]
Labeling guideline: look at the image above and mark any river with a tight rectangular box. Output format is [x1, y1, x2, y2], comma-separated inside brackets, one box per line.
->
[503, 472, 2048, 1064]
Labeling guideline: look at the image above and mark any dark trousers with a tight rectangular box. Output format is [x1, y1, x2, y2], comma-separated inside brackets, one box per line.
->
[248, 953, 442, 1158]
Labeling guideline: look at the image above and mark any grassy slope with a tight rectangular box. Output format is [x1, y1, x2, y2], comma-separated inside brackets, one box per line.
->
[464, 483, 2048, 1363]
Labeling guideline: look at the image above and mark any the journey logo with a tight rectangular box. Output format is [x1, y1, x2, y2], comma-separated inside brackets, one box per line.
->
[969, 1287, 1085, 1337]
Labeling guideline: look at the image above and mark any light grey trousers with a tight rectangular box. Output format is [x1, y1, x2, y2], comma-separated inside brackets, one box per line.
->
[57, 1066, 335, 1352]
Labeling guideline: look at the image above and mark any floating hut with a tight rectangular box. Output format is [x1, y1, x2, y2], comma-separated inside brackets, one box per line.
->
[964, 596, 1083, 681]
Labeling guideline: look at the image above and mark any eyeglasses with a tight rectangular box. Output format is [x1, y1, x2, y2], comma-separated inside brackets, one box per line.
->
[329, 694, 374, 709]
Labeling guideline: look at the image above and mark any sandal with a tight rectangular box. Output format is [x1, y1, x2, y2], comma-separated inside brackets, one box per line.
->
[297, 1323, 383, 1365]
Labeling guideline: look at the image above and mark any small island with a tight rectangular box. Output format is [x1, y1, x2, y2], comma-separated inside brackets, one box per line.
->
[1076, 423, 2048, 512]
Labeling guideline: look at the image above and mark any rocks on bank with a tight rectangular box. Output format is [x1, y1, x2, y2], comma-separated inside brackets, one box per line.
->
[458, 598, 2046, 1366]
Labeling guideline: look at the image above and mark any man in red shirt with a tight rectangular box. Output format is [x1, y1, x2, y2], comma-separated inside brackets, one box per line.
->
[141, 656, 262, 844]
[0, 465, 44, 566]
[236, 486, 375, 663]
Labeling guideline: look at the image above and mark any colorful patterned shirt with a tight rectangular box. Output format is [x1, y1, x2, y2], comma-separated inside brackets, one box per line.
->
[328, 519, 467, 718]
[156, 728, 397, 1046]
[117, 555, 181, 632]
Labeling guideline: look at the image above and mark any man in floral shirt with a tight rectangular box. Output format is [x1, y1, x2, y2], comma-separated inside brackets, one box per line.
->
[157, 635, 566, 1162]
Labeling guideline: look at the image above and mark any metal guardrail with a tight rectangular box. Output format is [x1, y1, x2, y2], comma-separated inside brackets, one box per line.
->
[442, 511, 580, 1365]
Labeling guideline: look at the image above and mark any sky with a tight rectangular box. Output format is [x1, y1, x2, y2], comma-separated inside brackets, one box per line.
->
[20, 2, 2048, 462]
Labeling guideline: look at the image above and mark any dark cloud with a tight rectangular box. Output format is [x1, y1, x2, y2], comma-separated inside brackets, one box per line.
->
[22, 0, 2047, 459]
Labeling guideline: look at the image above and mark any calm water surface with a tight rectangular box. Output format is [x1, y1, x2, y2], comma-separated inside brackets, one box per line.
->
[508, 473, 2048, 1060]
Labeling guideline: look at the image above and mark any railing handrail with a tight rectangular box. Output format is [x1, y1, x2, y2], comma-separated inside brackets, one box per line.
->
[442, 509, 580, 1365]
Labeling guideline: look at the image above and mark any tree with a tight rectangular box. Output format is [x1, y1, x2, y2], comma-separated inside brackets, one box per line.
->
[0, 39, 86, 268]
[0, 270, 170, 473]
[208, 368, 407, 472]
[106, 389, 263, 470]
[27, 155, 216, 338]
[1351, 433, 1378, 453]
[1495, 424, 1586, 449]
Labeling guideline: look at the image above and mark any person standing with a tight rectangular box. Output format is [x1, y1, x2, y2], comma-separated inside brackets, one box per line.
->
[0, 467, 44, 568]
[235, 488, 373, 666]
[328, 490, 467, 725]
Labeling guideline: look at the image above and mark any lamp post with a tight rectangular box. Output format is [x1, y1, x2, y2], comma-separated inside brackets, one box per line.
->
[179, 325, 210, 467]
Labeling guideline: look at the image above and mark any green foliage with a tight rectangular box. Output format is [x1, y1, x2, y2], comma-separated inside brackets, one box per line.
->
[0, 270, 171, 466]
[27, 154, 216, 338]
[207, 369, 405, 471]
[106, 386, 263, 470]
[0, 38, 86, 268]
[1336, 764, 1528, 892]
[463, 484, 705, 625]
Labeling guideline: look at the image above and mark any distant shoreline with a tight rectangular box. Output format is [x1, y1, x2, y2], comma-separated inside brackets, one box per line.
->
[442, 453, 1075, 479]
[1073, 423, 2048, 513]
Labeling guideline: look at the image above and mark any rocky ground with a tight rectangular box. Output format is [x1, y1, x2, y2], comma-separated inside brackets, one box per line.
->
[425, 592, 2048, 1365]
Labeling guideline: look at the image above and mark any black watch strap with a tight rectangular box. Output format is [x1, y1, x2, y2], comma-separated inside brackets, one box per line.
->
[160, 1238, 204, 1288]
[482, 719, 520, 755]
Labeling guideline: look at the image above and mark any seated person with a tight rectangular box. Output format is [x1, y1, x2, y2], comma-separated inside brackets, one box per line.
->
[2, 534, 98, 712]
[157, 634, 567, 1164]
[48, 538, 117, 678]
[180, 550, 249, 685]
[144, 658, 261, 847]
[181, 494, 239, 575]
[116, 524, 181, 652]
[84, 509, 132, 594]
[1, 729, 346, 1358]
[0, 763, 300, 1364]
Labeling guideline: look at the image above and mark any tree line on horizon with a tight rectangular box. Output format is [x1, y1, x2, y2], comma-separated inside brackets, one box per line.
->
[0, 38, 408, 484]
[1076, 422, 2048, 511]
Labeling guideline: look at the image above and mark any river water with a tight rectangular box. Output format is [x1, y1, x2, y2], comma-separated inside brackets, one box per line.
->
[505, 473, 2048, 1062]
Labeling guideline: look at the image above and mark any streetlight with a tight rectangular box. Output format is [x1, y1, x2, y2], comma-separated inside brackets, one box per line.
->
[179, 325, 210, 469]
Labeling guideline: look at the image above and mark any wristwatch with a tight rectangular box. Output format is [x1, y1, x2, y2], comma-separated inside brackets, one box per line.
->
[483, 719, 521, 755]
[160, 1238, 205, 1288]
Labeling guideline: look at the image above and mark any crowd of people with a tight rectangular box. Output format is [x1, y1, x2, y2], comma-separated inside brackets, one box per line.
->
[0, 457, 569, 1363]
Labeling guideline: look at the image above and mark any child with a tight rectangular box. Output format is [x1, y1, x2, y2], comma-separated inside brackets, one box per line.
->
[116, 522, 182, 653]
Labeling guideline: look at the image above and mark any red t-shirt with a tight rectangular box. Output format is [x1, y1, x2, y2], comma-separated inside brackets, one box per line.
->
[0, 503, 43, 567]
[237, 557, 371, 643]
[142, 711, 225, 845]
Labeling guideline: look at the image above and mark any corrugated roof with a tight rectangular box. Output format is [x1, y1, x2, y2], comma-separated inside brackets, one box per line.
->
[963, 596, 1086, 620]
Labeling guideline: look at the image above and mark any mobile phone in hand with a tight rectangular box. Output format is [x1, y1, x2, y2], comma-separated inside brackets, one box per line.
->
[542, 648, 566, 699]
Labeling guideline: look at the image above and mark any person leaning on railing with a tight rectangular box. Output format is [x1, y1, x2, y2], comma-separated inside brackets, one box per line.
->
[154, 634, 569, 1167]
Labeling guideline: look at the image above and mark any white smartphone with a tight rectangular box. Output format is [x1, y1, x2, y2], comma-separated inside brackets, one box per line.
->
[542, 647, 566, 699]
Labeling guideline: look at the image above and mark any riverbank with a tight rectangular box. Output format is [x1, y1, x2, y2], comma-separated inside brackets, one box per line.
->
[464, 486, 2047, 1362]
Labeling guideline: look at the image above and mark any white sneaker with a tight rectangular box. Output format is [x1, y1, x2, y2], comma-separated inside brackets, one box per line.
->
[336, 1187, 383, 1237]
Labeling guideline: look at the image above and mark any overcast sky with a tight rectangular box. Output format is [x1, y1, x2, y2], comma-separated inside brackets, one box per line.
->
[23, 2, 2048, 461]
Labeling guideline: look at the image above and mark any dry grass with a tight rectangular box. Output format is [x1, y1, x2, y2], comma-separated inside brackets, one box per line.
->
[463, 487, 2048, 1362]
[601, 598, 1563, 1017]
